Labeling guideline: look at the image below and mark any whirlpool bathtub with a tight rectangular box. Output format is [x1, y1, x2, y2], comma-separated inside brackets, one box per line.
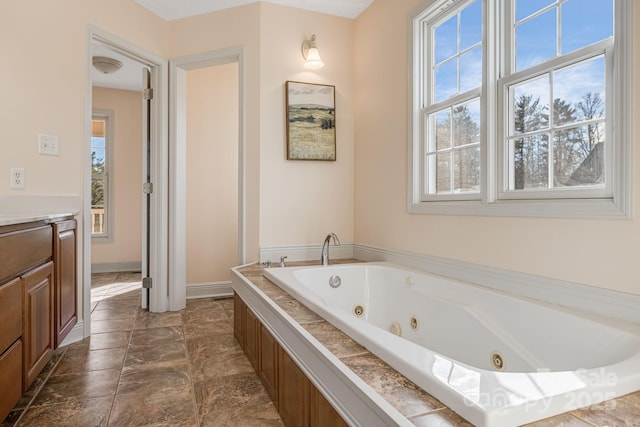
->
[264, 262, 640, 427]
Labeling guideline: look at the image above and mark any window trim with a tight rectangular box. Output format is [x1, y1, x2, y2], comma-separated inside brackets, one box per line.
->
[408, 0, 632, 219]
[91, 110, 115, 241]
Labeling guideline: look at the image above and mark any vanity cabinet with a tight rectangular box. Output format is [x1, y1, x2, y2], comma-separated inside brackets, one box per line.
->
[53, 220, 77, 347]
[234, 292, 347, 427]
[0, 278, 23, 421]
[0, 217, 77, 422]
[22, 261, 55, 390]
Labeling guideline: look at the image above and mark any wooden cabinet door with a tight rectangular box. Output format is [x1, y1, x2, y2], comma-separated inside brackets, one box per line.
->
[53, 220, 77, 347]
[278, 347, 310, 427]
[22, 261, 54, 391]
[258, 323, 279, 406]
[311, 386, 348, 427]
[0, 278, 22, 353]
[233, 292, 243, 344]
[244, 307, 259, 370]
[0, 339, 22, 422]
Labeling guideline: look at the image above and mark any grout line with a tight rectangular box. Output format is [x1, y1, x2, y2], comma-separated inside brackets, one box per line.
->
[182, 306, 201, 427]
[102, 280, 141, 426]
[11, 346, 69, 426]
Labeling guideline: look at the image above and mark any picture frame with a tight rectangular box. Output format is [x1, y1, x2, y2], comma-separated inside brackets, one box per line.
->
[285, 81, 336, 161]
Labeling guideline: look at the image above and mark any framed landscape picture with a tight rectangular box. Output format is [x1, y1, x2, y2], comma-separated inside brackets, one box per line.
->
[286, 81, 336, 161]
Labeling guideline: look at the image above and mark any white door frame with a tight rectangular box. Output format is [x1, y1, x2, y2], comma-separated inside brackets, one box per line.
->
[84, 26, 169, 331]
[169, 47, 246, 309]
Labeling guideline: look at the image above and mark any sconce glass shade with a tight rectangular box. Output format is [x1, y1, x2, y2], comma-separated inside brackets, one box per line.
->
[304, 47, 324, 70]
[302, 34, 325, 70]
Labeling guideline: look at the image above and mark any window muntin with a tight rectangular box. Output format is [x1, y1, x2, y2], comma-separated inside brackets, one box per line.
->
[513, 0, 613, 71]
[503, 0, 612, 197]
[506, 56, 606, 191]
[410, 0, 627, 217]
[423, 0, 482, 199]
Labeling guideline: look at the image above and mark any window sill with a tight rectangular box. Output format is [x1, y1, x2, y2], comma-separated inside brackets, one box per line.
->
[408, 197, 631, 219]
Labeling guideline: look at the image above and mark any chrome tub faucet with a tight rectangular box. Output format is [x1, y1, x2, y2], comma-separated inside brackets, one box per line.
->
[321, 233, 340, 266]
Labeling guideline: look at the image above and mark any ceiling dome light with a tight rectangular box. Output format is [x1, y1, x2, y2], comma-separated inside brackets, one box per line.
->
[92, 56, 123, 74]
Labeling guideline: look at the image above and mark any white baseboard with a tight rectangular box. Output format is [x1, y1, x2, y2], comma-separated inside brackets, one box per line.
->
[58, 320, 85, 348]
[260, 243, 354, 264]
[186, 281, 233, 299]
[91, 262, 142, 273]
[354, 244, 640, 325]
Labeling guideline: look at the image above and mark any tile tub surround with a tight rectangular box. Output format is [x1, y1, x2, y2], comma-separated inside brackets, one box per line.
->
[234, 261, 640, 426]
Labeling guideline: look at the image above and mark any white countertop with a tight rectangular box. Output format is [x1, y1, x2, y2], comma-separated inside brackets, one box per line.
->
[0, 212, 77, 227]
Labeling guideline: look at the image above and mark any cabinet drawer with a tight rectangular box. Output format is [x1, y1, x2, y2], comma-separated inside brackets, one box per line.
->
[0, 339, 23, 422]
[0, 226, 52, 282]
[0, 278, 22, 352]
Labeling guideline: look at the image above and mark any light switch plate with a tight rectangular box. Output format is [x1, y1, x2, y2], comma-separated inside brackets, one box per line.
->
[38, 134, 59, 156]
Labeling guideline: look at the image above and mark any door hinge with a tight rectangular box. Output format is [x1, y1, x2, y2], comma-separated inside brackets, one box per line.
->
[142, 277, 153, 289]
[144, 88, 154, 100]
[143, 182, 153, 194]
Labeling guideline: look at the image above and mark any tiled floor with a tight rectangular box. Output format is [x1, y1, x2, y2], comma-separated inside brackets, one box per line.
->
[4, 271, 640, 426]
[3, 272, 283, 427]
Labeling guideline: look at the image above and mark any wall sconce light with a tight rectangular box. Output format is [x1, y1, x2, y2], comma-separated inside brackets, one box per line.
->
[301, 34, 324, 70]
[92, 56, 123, 74]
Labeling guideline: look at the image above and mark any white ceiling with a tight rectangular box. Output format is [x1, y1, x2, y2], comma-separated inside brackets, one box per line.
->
[92, 0, 374, 91]
[134, 0, 374, 20]
[91, 44, 146, 92]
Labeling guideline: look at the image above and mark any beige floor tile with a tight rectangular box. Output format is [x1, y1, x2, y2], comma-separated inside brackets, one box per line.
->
[16, 396, 113, 427]
[109, 384, 196, 427]
[30, 369, 121, 406]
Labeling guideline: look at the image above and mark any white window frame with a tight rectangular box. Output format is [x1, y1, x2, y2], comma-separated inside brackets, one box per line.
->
[91, 110, 114, 241]
[409, 0, 632, 218]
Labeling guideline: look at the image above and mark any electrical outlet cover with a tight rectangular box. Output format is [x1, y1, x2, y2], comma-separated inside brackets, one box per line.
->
[10, 168, 25, 189]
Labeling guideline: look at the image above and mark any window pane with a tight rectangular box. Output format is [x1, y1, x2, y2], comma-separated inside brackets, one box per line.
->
[460, 0, 481, 51]
[453, 100, 480, 147]
[435, 59, 458, 103]
[435, 110, 451, 151]
[562, 0, 612, 54]
[516, 8, 556, 71]
[511, 134, 549, 190]
[554, 125, 605, 187]
[92, 147, 105, 173]
[92, 117, 109, 236]
[512, 76, 550, 134]
[91, 136, 105, 148]
[92, 177, 105, 208]
[435, 15, 457, 64]
[454, 146, 480, 192]
[460, 46, 482, 93]
[436, 152, 451, 193]
[516, 0, 554, 21]
[553, 57, 605, 126]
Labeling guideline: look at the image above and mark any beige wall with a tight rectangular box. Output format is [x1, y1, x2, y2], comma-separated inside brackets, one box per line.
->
[353, 0, 640, 296]
[91, 87, 143, 266]
[186, 64, 239, 283]
[169, 4, 262, 262]
[0, 0, 168, 321]
[258, 3, 355, 246]
[3, 0, 637, 313]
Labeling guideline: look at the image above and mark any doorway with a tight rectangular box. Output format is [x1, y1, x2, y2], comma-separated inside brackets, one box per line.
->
[186, 63, 239, 293]
[170, 48, 246, 305]
[84, 28, 169, 339]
